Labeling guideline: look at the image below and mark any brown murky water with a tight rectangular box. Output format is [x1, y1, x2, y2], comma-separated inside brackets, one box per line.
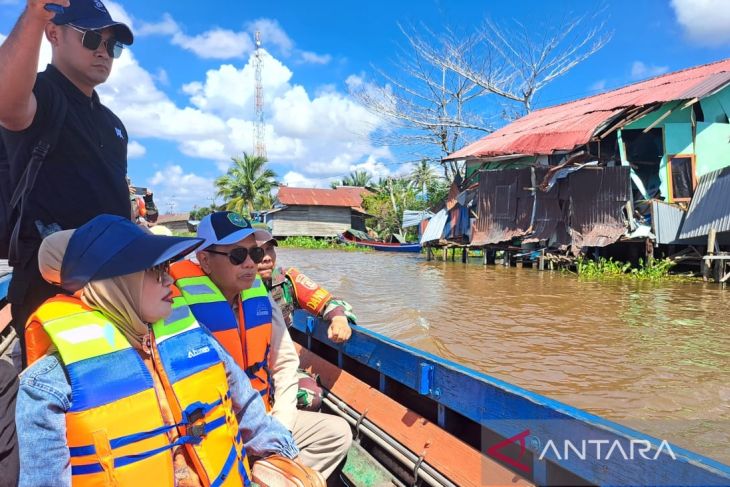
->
[279, 248, 730, 464]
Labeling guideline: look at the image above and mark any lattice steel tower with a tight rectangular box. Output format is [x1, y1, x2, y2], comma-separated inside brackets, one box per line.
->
[253, 31, 266, 159]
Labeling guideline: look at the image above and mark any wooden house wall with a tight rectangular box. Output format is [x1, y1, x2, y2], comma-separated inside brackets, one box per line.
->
[270, 206, 353, 237]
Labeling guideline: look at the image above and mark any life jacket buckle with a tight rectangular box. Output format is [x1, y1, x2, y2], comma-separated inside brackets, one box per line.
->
[187, 407, 204, 424]
[188, 423, 206, 441]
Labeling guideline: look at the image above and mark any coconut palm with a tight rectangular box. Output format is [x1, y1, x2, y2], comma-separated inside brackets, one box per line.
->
[410, 159, 437, 194]
[215, 153, 277, 216]
[331, 170, 373, 188]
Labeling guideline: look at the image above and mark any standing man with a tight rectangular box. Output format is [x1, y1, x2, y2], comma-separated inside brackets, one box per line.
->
[170, 212, 352, 480]
[256, 229, 354, 342]
[0, 0, 133, 367]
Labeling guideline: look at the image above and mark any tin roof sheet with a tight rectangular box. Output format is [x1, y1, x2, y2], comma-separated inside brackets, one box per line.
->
[679, 167, 730, 239]
[276, 186, 371, 208]
[446, 58, 730, 160]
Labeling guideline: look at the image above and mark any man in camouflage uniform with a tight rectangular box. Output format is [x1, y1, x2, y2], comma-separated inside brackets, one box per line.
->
[256, 230, 354, 343]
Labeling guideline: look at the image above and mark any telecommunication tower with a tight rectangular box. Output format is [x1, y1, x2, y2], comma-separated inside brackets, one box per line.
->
[253, 31, 266, 159]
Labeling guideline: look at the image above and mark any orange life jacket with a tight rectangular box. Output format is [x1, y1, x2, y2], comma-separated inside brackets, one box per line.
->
[25, 295, 252, 486]
[170, 260, 273, 410]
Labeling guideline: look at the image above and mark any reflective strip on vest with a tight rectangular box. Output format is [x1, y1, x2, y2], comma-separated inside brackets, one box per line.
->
[173, 266, 273, 411]
[178, 276, 227, 305]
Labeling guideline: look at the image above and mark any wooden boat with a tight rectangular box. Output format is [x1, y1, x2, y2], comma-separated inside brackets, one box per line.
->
[339, 229, 422, 253]
[289, 310, 730, 486]
[1, 269, 729, 486]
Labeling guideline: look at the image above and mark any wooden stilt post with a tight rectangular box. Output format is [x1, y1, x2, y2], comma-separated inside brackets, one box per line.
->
[462, 247, 467, 263]
[645, 238, 654, 264]
[483, 250, 488, 266]
[487, 250, 496, 265]
[442, 247, 448, 262]
[539, 250, 545, 271]
[704, 228, 717, 281]
[426, 246, 432, 261]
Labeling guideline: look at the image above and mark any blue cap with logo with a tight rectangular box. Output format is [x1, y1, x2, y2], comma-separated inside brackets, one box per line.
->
[196, 211, 260, 251]
[52, 0, 134, 45]
[60, 214, 202, 292]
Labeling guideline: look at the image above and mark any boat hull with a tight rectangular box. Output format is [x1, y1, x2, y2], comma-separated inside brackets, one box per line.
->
[339, 233, 422, 253]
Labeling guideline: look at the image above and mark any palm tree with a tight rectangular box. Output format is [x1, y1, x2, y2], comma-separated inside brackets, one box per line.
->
[410, 159, 436, 195]
[215, 153, 277, 216]
[331, 170, 373, 188]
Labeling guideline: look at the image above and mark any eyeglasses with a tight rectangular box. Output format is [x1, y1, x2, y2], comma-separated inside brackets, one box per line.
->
[149, 261, 171, 283]
[66, 24, 124, 59]
[205, 246, 265, 265]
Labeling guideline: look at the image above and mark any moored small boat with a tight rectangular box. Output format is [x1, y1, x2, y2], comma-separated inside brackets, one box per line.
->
[339, 229, 422, 253]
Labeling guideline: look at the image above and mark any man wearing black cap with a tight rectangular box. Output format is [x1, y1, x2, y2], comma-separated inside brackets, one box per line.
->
[0, 0, 134, 369]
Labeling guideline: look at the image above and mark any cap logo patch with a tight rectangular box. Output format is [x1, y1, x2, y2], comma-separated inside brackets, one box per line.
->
[227, 213, 250, 228]
[93, 0, 107, 12]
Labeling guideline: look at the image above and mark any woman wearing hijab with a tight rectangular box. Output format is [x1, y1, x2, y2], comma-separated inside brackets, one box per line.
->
[16, 214, 301, 487]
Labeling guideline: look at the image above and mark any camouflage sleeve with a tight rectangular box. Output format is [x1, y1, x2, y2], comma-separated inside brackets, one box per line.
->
[322, 298, 357, 324]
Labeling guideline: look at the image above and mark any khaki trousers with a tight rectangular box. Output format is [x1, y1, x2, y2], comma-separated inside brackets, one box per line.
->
[291, 410, 352, 479]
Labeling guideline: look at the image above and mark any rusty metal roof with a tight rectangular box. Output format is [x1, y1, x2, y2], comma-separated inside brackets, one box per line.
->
[679, 167, 730, 240]
[446, 58, 730, 160]
[276, 186, 371, 208]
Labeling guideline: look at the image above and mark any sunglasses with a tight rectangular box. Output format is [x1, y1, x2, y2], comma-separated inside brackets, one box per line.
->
[66, 24, 124, 59]
[149, 261, 171, 283]
[205, 246, 265, 265]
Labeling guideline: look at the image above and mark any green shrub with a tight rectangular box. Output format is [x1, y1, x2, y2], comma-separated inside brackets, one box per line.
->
[276, 236, 368, 252]
[573, 256, 681, 281]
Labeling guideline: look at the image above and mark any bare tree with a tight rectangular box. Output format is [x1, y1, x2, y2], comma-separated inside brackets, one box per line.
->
[351, 10, 611, 180]
[350, 25, 489, 181]
[438, 11, 612, 116]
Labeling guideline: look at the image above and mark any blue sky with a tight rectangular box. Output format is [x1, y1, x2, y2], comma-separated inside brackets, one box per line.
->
[1, 0, 729, 213]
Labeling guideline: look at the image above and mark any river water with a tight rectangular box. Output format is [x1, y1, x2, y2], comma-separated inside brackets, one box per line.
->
[278, 248, 730, 464]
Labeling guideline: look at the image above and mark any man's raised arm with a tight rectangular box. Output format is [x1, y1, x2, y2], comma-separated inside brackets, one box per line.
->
[0, 1, 67, 131]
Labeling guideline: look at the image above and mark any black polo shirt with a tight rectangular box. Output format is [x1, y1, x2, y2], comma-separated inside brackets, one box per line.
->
[1, 64, 130, 265]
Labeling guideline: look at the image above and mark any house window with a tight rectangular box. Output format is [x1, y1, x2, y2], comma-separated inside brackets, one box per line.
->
[667, 154, 696, 201]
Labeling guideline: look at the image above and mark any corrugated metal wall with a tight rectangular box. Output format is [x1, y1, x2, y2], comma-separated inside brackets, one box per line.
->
[679, 167, 730, 239]
[471, 168, 533, 246]
[567, 166, 631, 248]
[651, 200, 686, 244]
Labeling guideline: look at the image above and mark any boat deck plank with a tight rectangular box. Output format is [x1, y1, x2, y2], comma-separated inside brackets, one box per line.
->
[296, 344, 533, 487]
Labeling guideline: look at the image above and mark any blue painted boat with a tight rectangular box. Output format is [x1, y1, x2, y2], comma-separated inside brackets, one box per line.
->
[2, 269, 729, 486]
[339, 230, 422, 253]
[289, 310, 730, 486]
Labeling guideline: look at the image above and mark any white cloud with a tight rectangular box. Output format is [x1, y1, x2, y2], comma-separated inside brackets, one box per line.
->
[671, 0, 730, 46]
[172, 29, 254, 60]
[153, 68, 169, 86]
[149, 165, 216, 213]
[630, 61, 669, 80]
[135, 12, 254, 59]
[298, 51, 332, 65]
[127, 140, 146, 158]
[589, 79, 607, 92]
[246, 18, 294, 56]
[280, 171, 326, 188]
[135, 12, 179, 36]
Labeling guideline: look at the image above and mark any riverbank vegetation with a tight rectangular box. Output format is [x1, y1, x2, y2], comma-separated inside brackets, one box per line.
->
[277, 236, 367, 252]
[572, 257, 688, 281]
